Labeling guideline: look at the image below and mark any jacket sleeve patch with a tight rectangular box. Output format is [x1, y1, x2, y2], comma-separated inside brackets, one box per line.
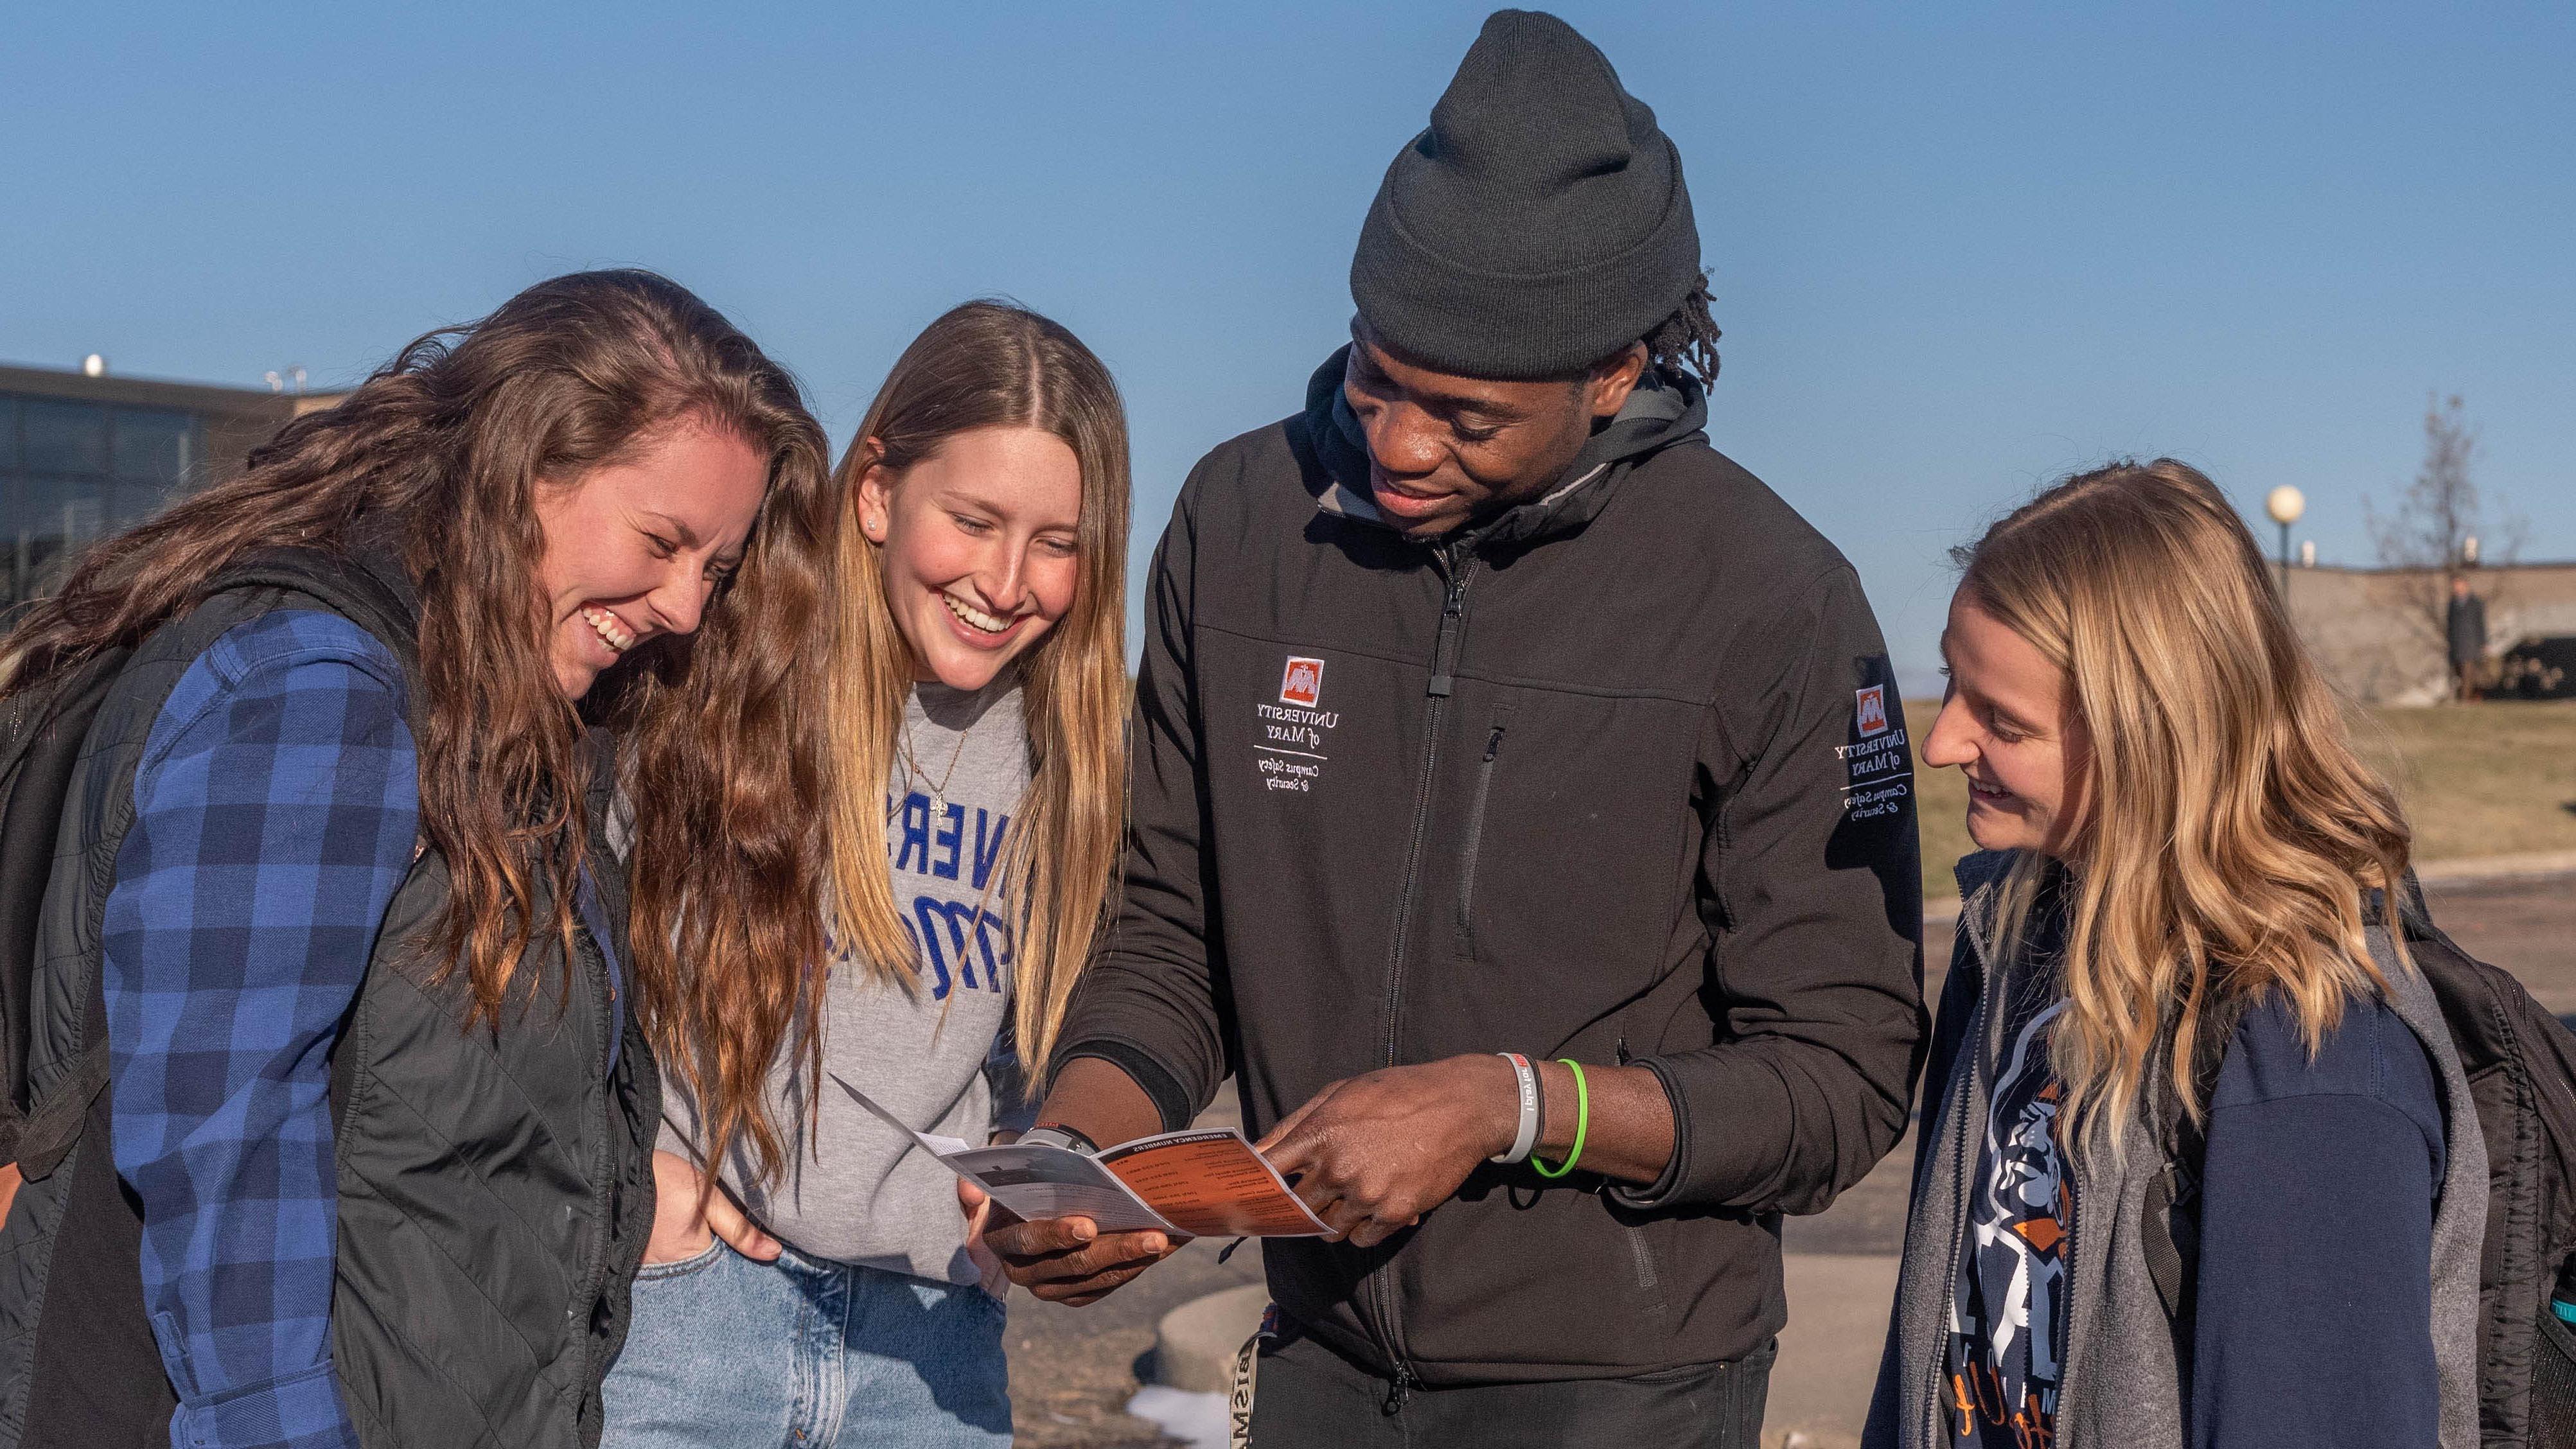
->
[1839, 669, 1911, 821]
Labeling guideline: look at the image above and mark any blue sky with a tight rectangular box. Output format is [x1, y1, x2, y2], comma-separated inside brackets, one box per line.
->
[7, 2, 2570, 689]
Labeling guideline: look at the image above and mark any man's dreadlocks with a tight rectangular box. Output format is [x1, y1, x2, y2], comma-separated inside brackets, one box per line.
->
[1643, 273, 1722, 391]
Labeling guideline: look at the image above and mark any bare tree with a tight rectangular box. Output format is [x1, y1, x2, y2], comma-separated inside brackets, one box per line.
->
[2364, 394, 2527, 685]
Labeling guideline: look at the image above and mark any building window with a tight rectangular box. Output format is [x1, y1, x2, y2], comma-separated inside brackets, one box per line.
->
[1, 393, 216, 606]
[21, 398, 109, 477]
[114, 408, 195, 485]
[112, 407, 198, 523]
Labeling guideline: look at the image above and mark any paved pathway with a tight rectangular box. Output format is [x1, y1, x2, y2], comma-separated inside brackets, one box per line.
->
[1007, 872, 2573, 1447]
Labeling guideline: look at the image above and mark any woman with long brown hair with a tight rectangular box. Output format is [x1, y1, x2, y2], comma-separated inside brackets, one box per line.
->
[609, 300, 1129, 1449]
[1866, 461, 2486, 1449]
[0, 269, 836, 1449]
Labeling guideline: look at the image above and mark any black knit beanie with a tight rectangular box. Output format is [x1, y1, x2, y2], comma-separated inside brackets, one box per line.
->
[1350, 10, 1702, 380]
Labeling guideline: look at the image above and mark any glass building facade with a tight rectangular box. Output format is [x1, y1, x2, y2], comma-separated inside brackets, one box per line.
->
[0, 366, 308, 606]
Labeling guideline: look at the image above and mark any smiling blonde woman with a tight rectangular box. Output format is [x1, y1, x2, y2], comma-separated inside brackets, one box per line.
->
[606, 301, 1130, 1449]
[1867, 460, 2488, 1449]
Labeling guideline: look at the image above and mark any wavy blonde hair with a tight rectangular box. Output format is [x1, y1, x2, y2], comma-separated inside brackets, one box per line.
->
[825, 301, 1129, 1078]
[1961, 459, 2413, 1147]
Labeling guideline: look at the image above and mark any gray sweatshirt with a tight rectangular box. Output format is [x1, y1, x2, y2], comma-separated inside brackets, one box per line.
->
[663, 677, 1034, 1283]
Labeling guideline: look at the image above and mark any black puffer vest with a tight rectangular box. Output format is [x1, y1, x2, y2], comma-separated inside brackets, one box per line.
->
[0, 549, 658, 1448]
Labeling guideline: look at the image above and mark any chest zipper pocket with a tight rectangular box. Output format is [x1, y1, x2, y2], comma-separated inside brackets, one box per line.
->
[1453, 722, 1508, 958]
[1625, 1223, 1666, 1303]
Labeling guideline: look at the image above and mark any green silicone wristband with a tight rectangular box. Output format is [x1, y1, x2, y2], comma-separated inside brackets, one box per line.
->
[1529, 1058, 1590, 1179]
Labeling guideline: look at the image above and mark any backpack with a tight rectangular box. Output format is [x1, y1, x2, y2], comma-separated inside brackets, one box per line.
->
[0, 552, 419, 1448]
[0, 552, 418, 1184]
[0, 641, 132, 1185]
[2144, 887, 2576, 1449]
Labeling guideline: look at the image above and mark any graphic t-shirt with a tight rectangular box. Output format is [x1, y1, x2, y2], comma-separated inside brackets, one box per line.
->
[1945, 948, 2072, 1449]
[663, 676, 1034, 1282]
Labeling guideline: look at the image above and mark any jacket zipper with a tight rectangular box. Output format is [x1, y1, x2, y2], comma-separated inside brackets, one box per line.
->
[1424, 545, 1476, 700]
[1452, 723, 1506, 954]
[1369, 540, 1478, 1401]
[1625, 1225, 1663, 1295]
[2056, 1151, 2083, 1434]
[1922, 936, 1995, 1448]
[567, 897, 616, 1402]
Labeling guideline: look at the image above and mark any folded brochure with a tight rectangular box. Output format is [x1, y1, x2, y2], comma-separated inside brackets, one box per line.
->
[831, 1073, 1330, 1238]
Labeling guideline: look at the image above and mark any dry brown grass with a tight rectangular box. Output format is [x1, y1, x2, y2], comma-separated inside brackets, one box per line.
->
[1902, 699, 2576, 904]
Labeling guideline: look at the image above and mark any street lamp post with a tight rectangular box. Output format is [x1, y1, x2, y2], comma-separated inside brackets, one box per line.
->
[2264, 486, 2306, 601]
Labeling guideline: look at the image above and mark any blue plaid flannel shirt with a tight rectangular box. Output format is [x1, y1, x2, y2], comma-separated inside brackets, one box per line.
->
[103, 610, 419, 1449]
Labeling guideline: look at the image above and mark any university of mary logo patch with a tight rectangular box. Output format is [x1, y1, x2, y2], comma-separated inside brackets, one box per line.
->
[1280, 656, 1325, 708]
[1257, 656, 1338, 794]
[1855, 683, 1891, 738]
[1837, 669, 1909, 823]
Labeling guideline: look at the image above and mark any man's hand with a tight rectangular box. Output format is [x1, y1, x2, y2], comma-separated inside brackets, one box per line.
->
[983, 1055, 1186, 1306]
[985, 1206, 1187, 1306]
[646, 1148, 781, 1265]
[1257, 1054, 1518, 1248]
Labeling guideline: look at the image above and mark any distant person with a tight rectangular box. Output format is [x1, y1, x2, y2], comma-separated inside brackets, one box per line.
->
[0, 271, 840, 1448]
[1867, 460, 2485, 1449]
[605, 303, 1132, 1449]
[986, 12, 1925, 1447]
[2448, 572, 2487, 701]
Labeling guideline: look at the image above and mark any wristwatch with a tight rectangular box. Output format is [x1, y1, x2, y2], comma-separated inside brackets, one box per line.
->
[1020, 1123, 1100, 1155]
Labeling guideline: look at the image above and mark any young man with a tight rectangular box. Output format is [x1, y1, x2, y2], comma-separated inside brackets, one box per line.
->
[990, 12, 1925, 1445]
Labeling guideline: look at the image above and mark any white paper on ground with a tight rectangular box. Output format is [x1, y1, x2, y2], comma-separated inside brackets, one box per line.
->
[1128, 1386, 1230, 1449]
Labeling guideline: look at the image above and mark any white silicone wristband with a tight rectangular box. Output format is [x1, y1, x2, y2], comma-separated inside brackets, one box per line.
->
[1490, 1051, 1541, 1164]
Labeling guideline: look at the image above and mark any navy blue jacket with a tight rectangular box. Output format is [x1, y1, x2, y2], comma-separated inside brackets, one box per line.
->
[1917, 947, 2446, 1449]
[2191, 992, 2445, 1447]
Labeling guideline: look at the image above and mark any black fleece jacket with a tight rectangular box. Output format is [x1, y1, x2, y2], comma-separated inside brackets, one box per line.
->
[1058, 351, 1927, 1385]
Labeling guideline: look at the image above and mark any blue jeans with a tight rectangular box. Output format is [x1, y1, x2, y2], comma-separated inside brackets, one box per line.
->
[603, 1240, 1012, 1448]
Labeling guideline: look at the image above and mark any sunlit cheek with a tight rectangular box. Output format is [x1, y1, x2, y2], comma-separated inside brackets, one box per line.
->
[1021, 554, 1078, 621]
[891, 523, 967, 592]
[1996, 748, 2058, 826]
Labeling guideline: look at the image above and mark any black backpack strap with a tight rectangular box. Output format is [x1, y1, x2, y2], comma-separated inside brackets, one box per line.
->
[2141, 1090, 2201, 1324]
[2141, 993, 2250, 1349]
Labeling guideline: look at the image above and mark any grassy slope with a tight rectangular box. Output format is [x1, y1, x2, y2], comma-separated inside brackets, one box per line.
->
[1902, 699, 2576, 904]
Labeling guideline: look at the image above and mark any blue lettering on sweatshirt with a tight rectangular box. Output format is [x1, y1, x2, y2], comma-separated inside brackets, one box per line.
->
[931, 803, 965, 881]
[886, 791, 1016, 1001]
[902, 898, 1014, 1001]
[894, 793, 931, 874]
[972, 808, 1010, 890]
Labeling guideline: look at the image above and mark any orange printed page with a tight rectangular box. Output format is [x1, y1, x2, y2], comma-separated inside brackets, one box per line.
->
[1097, 1130, 1332, 1238]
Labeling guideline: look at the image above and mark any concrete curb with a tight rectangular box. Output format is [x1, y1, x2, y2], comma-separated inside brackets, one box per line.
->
[1150, 1281, 1267, 1394]
[1923, 848, 2576, 929]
